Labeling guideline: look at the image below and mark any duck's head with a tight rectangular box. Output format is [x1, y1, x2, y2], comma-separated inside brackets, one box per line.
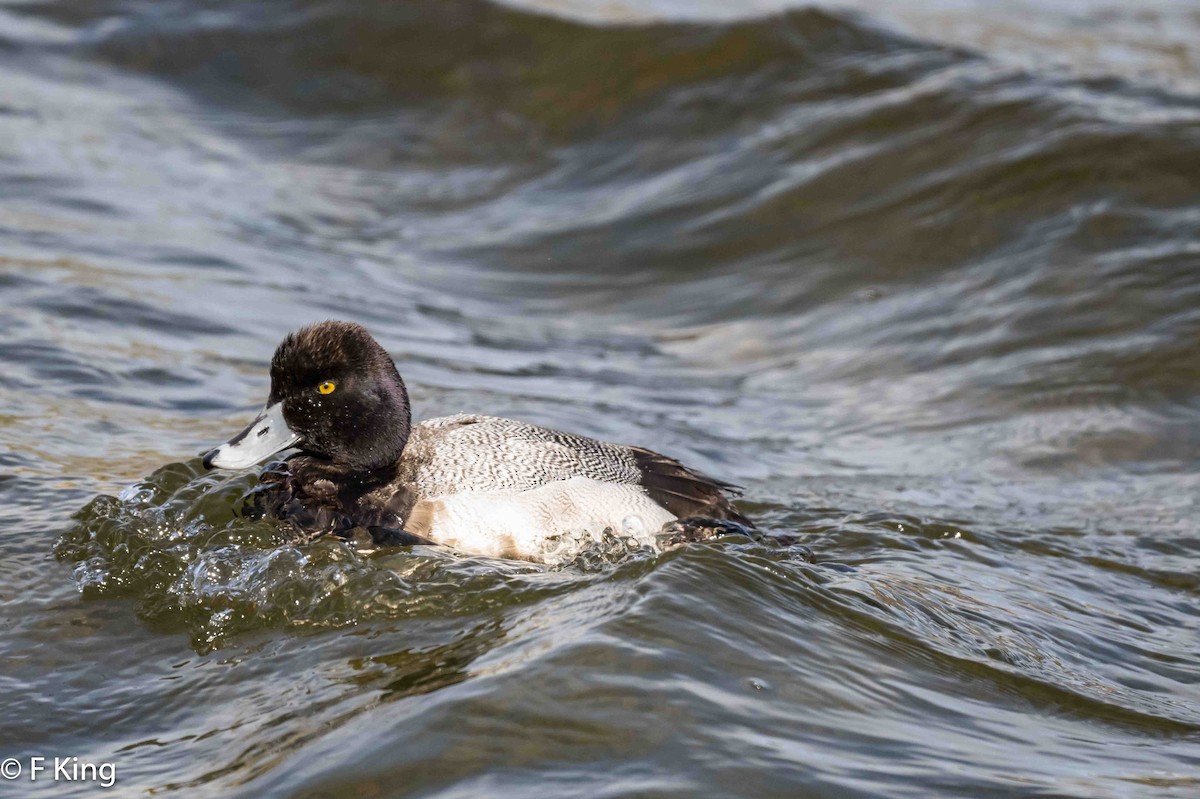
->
[203, 321, 411, 472]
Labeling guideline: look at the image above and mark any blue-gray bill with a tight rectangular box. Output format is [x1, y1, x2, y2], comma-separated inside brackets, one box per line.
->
[202, 402, 299, 470]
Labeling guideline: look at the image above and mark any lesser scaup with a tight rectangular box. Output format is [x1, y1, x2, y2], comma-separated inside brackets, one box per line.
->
[202, 321, 752, 561]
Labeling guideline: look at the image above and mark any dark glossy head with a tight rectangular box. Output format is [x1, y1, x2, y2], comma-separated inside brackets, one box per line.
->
[203, 321, 411, 472]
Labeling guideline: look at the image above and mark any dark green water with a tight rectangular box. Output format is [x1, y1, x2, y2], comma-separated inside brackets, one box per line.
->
[2, 1, 1199, 797]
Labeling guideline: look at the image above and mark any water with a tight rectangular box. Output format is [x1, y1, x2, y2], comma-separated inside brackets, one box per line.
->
[2, 0, 1199, 796]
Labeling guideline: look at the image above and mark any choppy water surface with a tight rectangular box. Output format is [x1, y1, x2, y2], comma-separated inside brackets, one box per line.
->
[2, 1, 1199, 796]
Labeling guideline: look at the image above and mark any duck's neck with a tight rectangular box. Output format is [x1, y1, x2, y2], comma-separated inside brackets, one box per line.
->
[286, 453, 400, 494]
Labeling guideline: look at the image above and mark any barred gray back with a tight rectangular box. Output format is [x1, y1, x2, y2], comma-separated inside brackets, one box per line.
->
[403, 414, 643, 495]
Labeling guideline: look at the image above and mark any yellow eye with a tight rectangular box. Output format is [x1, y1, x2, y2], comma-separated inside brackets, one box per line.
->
[317, 380, 336, 395]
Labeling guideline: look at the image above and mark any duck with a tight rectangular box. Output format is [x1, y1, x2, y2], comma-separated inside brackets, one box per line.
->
[202, 320, 752, 562]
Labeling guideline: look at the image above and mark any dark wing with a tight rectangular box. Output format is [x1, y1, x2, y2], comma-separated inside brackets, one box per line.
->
[628, 446, 754, 528]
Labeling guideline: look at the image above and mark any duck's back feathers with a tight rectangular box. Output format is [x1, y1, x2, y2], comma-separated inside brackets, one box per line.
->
[400, 414, 642, 494]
